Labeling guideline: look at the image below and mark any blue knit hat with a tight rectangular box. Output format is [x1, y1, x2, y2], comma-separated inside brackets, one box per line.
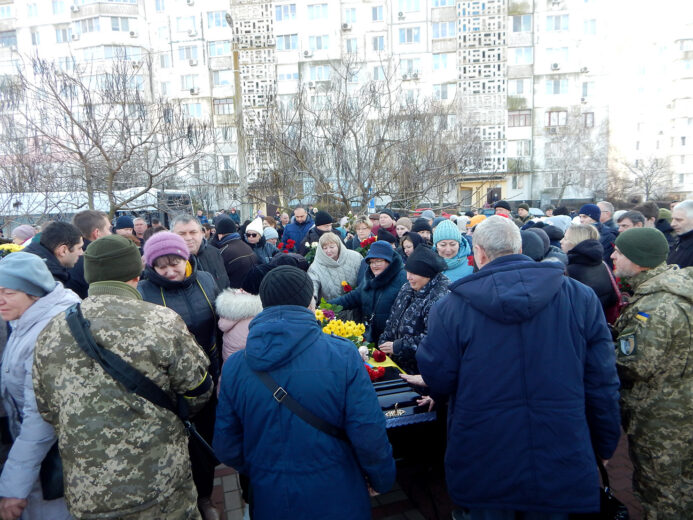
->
[114, 215, 135, 230]
[578, 204, 601, 223]
[433, 219, 461, 246]
[0, 252, 57, 297]
[365, 241, 394, 263]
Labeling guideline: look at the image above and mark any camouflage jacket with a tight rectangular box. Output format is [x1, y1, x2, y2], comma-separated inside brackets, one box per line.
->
[614, 263, 693, 433]
[32, 281, 212, 519]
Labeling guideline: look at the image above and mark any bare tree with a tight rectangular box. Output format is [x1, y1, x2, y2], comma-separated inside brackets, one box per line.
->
[0, 55, 212, 218]
[623, 156, 671, 201]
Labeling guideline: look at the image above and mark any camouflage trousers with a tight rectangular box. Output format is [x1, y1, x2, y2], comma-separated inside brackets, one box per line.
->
[628, 434, 693, 520]
[118, 478, 201, 520]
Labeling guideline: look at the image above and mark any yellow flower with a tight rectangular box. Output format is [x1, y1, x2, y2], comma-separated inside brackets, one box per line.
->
[315, 309, 325, 322]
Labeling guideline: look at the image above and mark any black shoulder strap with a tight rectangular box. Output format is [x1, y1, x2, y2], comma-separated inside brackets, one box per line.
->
[64, 304, 177, 415]
[252, 370, 349, 442]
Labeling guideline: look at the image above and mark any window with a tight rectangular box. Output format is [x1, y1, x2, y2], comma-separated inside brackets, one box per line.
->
[346, 38, 357, 54]
[433, 83, 455, 100]
[584, 19, 596, 35]
[372, 6, 383, 21]
[583, 112, 594, 128]
[27, 3, 38, 17]
[399, 27, 420, 44]
[432, 21, 455, 39]
[76, 17, 100, 34]
[52, 0, 65, 15]
[176, 16, 196, 33]
[581, 81, 594, 98]
[307, 4, 328, 20]
[344, 8, 356, 23]
[276, 34, 297, 50]
[0, 30, 15, 47]
[179, 45, 198, 61]
[275, 4, 296, 21]
[160, 81, 170, 96]
[372, 35, 384, 51]
[213, 70, 233, 86]
[277, 70, 299, 81]
[207, 11, 226, 28]
[159, 53, 171, 68]
[433, 0, 454, 6]
[309, 35, 329, 51]
[400, 58, 420, 74]
[181, 74, 198, 90]
[220, 155, 232, 170]
[432, 53, 452, 70]
[512, 174, 524, 190]
[679, 173, 685, 184]
[31, 30, 40, 46]
[682, 136, 687, 146]
[184, 103, 202, 118]
[208, 40, 231, 56]
[309, 64, 330, 81]
[214, 98, 234, 115]
[399, 0, 420, 12]
[546, 79, 568, 95]
[111, 17, 132, 31]
[545, 111, 567, 126]
[510, 47, 533, 65]
[508, 78, 528, 95]
[509, 140, 531, 157]
[155, 0, 165, 11]
[546, 15, 569, 31]
[373, 65, 385, 81]
[157, 26, 168, 41]
[681, 156, 686, 165]
[55, 26, 71, 43]
[512, 15, 531, 32]
[509, 110, 531, 127]
[635, 141, 639, 151]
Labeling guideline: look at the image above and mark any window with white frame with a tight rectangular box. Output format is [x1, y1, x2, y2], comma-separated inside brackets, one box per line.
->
[178, 45, 198, 61]
[584, 19, 596, 35]
[0, 5, 12, 18]
[180, 74, 198, 90]
[31, 30, 40, 45]
[400, 58, 420, 74]
[208, 40, 231, 56]
[309, 65, 330, 81]
[373, 65, 385, 81]
[155, 0, 165, 11]
[510, 47, 533, 65]
[372, 5, 383, 21]
[184, 103, 202, 118]
[433, 83, 455, 100]
[159, 53, 171, 68]
[546, 79, 568, 95]
[214, 98, 234, 115]
[508, 139, 531, 157]
[346, 38, 357, 53]
[275, 4, 296, 21]
[207, 11, 226, 28]
[432, 53, 453, 70]
[546, 15, 569, 31]
[307, 4, 328, 20]
[76, 18, 100, 34]
[213, 70, 233, 86]
[583, 112, 594, 128]
[111, 17, 133, 32]
[512, 15, 531, 32]
[581, 81, 594, 98]
[545, 110, 567, 126]
[512, 174, 524, 189]
[372, 35, 384, 51]
[160, 81, 170, 96]
[344, 8, 356, 23]
[433, 0, 454, 6]
[276, 68, 299, 81]
[399, 27, 420, 44]
[55, 26, 71, 43]
[276, 34, 297, 50]
[309, 35, 329, 51]
[508, 78, 529, 95]
[27, 3, 38, 17]
[432, 21, 455, 39]
[52, 0, 65, 15]
[399, 0, 420, 12]
[176, 16, 196, 33]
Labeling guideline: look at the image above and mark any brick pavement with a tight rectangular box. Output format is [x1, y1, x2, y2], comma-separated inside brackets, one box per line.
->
[212, 431, 643, 520]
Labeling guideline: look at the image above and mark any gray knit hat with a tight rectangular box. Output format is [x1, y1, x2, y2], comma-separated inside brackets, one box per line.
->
[0, 252, 57, 297]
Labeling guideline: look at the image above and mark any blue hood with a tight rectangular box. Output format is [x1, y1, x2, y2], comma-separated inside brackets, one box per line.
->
[450, 254, 565, 324]
[245, 305, 324, 371]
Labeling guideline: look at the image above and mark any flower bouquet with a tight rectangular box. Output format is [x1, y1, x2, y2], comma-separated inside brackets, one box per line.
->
[0, 243, 23, 259]
[341, 281, 353, 293]
[276, 238, 296, 254]
[356, 236, 377, 258]
[304, 241, 319, 264]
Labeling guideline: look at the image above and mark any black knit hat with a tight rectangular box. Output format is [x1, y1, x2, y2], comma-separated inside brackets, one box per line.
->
[216, 217, 237, 235]
[493, 200, 511, 211]
[259, 265, 314, 308]
[379, 208, 395, 219]
[241, 264, 275, 295]
[314, 211, 333, 227]
[411, 218, 433, 234]
[270, 252, 310, 271]
[84, 235, 143, 283]
[520, 231, 545, 261]
[401, 231, 424, 250]
[377, 228, 396, 244]
[405, 245, 446, 278]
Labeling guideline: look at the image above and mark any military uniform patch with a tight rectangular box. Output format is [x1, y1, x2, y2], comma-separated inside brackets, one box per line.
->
[620, 334, 636, 356]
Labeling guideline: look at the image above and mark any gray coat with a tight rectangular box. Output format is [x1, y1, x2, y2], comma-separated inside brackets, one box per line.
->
[0, 283, 78, 517]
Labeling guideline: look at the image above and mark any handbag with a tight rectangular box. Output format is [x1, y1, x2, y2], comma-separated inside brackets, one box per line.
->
[603, 262, 626, 325]
[39, 441, 64, 500]
[63, 304, 218, 463]
[571, 459, 629, 520]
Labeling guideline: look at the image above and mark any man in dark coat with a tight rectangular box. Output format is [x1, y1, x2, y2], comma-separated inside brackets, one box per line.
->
[69, 210, 113, 299]
[667, 200, 693, 268]
[172, 214, 230, 290]
[211, 217, 258, 288]
[23, 222, 85, 296]
[281, 206, 314, 251]
[417, 216, 621, 517]
[297, 210, 339, 255]
[214, 266, 395, 519]
[579, 203, 617, 268]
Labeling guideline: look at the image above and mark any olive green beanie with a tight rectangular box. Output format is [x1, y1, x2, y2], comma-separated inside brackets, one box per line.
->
[84, 235, 143, 284]
[614, 228, 669, 268]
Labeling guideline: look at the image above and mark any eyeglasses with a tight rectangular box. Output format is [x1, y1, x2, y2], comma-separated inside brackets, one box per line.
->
[245, 233, 259, 238]
[369, 259, 387, 265]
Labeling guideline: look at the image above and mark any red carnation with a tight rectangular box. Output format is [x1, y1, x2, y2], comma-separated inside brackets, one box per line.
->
[277, 242, 284, 249]
[372, 349, 386, 362]
[467, 255, 475, 266]
[286, 239, 296, 246]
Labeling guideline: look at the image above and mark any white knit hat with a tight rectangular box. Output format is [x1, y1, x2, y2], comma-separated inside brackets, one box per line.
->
[246, 217, 264, 235]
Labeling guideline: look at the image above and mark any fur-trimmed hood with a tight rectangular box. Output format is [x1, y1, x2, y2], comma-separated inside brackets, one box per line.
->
[215, 289, 263, 322]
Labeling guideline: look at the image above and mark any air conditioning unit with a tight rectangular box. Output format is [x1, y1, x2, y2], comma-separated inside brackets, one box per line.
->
[551, 63, 560, 71]
[341, 23, 351, 31]
[548, 127, 557, 134]
[412, 71, 419, 80]
[71, 33, 80, 41]
[401, 73, 410, 80]
[186, 0, 194, 5]
[129, 31, 138, 38]
[188, 29, 197, 37]
[131, 60, 142, 68]
[188, 59, 198, 66]
[70, 5, 80, 12]
[579, 67, 589, 73]
[308, 81, 315, 88]
[189, 87, 200, 95]
[398, 11, 405, 19]
[580, 97, 586, 103]
[303, 50, 313, 58]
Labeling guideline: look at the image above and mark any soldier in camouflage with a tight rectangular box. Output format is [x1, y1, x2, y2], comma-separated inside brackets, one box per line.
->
[611, 228, 693, 519]
[32, 235, 213, 519]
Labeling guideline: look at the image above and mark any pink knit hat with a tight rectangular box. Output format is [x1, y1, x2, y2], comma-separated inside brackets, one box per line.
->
[12, 225, 36, 242]
[142, 231, 190, 267]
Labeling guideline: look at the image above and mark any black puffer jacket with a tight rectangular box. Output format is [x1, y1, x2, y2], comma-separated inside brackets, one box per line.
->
[667, 229, 693, 268]
[566, 239, 617, 312]
[137, 256, 222, 380]
[211, 233, 259, 288]
[194, 239, 231, 289]
[379, 272, 450, 374]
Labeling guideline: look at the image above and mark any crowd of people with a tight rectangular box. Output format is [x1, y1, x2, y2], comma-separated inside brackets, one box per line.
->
[0, 196, 691, 520]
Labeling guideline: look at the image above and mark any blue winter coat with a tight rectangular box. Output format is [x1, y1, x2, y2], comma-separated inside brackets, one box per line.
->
[213, 306, 395, 520]
[330, 252, 407, 344]
[281, 215, 314, 250]
[417, 254, 621, 514]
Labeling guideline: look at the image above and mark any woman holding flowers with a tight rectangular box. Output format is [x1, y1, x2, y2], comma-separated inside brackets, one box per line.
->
[346, 216, 374, 250]
[308, 233, 362, 302]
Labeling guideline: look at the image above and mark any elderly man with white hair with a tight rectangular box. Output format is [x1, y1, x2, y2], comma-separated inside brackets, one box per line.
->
[416, 215, 621, 520]
[667, 199, 693, 267]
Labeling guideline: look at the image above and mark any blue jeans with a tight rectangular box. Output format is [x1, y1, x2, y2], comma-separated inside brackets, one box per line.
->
[453, 510, 570, 520]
